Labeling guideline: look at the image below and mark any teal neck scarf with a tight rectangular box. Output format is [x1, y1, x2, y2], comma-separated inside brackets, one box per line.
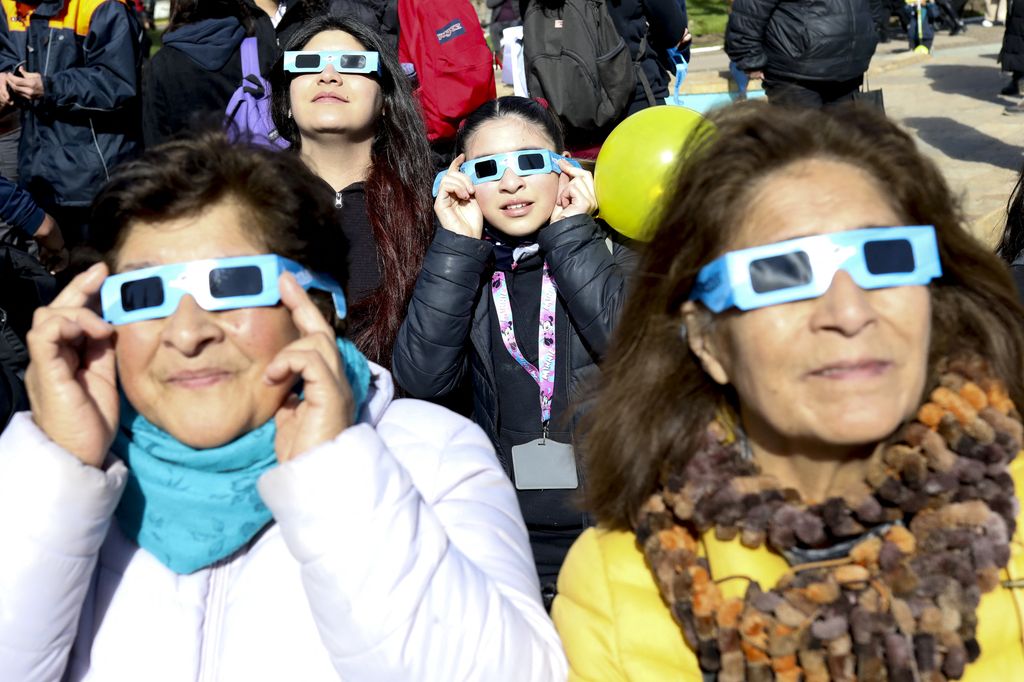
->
[113, 338, 372, 574]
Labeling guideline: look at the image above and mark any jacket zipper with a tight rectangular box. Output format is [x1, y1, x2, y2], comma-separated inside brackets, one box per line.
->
[335, 191, 343, 209]
[43, 28, 52, 76]
[197, 562, 229, 682]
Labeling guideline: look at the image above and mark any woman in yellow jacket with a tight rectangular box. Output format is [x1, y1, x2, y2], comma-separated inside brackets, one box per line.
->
[553, 102, 1024, 681]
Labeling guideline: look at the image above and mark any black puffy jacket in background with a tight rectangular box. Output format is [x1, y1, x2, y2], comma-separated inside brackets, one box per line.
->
[1000, 0, 1024, 75]
[726, 0, 878, 82]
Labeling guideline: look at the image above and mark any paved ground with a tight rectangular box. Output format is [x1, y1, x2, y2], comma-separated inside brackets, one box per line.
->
[683, 23, 1022, 248]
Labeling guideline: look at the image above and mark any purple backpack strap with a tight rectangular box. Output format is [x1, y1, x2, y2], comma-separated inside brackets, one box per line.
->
[240, 36, 260, 80]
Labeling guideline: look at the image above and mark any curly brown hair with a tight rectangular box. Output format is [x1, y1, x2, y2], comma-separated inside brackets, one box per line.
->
[90, 131, 349, 334]
[583, 101, 1024, 530]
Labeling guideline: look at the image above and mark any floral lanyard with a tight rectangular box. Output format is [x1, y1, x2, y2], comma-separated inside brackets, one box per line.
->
[490, 262, 557, 434]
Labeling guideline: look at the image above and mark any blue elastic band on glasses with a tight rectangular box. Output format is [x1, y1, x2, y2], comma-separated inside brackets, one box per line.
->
[432, 149, 582, 197]
[284, 50, 381, 75]
[101, 255, 347, 326]
[689, 226, 942, 313]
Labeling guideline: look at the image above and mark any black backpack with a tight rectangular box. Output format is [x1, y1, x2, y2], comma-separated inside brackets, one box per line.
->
[522, 0, 638, 130]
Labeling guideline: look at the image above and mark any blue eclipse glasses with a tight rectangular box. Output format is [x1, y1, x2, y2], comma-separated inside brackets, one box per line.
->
[431, 149, 582, 197]
[100, 255, 347, 326]
[284, 50, 381, 75]
[689, 226, 942, 313]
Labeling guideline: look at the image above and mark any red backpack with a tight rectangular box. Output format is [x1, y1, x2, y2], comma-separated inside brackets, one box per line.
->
[398, 0, 496, 142]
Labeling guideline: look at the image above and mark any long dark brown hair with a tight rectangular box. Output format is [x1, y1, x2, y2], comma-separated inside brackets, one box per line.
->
[584, 102, 1024, 530]
[269, 15, 434, 366]
[998, 162, 1024, 264]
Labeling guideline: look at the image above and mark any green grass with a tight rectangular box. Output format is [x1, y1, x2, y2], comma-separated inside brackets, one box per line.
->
[688, 0, 730, 38]
[148, 26, 163, 58]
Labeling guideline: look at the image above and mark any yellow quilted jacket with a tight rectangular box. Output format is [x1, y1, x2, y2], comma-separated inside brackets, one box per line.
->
[553, 458, 1024, 681]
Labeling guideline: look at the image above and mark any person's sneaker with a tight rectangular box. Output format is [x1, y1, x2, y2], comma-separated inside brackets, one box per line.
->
[1002, 80, 1023, 96]
[983, 19, 994, 27]
[1004, 101, 1024, 115]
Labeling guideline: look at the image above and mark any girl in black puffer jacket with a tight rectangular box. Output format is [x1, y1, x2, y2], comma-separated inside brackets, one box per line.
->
[392, 97, 635, 605]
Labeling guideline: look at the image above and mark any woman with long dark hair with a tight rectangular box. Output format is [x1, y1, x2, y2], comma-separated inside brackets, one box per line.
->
[270, 15, 433, 367]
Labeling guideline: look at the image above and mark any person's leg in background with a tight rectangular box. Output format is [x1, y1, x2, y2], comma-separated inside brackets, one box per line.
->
[821, 76, 866, 107]
[1002, 70, 1024, 95]
[871, 0, 893, 42]
[890, 0, 910, 33]
[984, 0, 1008, 26]
[762, 78, 826, 108]
[935, 0, 966, 34]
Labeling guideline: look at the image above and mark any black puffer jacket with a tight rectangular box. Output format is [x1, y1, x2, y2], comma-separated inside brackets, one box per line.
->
[726, 0, 878, 82]
[392, 216, 636, 587]
[1000, 0, 1024, 74]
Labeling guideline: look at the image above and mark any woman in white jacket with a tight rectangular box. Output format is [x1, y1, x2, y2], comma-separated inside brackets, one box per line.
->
[0, 133, 567, 682]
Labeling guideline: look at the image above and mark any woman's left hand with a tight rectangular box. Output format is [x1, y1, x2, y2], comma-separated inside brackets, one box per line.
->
[264, 272, 354, 463]
[549, 158, 598, 224]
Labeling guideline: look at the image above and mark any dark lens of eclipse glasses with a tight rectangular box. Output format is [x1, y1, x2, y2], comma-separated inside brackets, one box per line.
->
[516, 152, 547, 172]
[121, 277, 165, 312]
[337, 54, 367, 70]
[294, 53, 322, 70]
[748, 251, 814, 293]
[863, 239, 915, 275]
[472, 159, 499, 179]
[209, 266, 264, 298]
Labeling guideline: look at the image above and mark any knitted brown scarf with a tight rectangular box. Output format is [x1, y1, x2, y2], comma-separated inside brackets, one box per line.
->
[635, 356, 1022, 682]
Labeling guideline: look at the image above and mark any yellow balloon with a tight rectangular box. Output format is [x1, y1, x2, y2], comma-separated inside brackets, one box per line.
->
[595, 106, 708, 241]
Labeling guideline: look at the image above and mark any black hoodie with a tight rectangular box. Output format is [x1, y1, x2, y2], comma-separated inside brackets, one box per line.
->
[143, 18, 278, 147]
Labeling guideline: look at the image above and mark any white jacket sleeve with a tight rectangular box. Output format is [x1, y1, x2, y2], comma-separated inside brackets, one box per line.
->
[258, 400, 569, 682]
[0, 412, 127, 681]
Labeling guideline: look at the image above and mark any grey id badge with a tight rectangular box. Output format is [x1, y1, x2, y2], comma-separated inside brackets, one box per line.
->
[511, 439, 579, 490]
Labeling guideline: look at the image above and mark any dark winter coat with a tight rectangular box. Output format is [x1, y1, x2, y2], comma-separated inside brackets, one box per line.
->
[392, 216, 636, 586]
[143, 18, 278, 147]
[322, 0, 398, 55]
[726, 0, 878, 82]
[0, 177, 44, 238]
[0, 243, 56, 432]
[0, 310, 27, 432]
[243, 0, 301, 49]
[605, 0, 687, 114]
[0, 0, 142, 208]
[1000, 0, 1024, 74]
[518, 0, 685, 115]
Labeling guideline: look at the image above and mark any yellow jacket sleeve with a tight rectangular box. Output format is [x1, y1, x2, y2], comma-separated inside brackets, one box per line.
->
[552, 528, 627, 682]
[553, 528, 701, 681]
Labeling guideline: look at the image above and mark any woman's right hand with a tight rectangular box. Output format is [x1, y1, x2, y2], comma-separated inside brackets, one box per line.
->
[25, 262, 118, 467]
[434, 154, 483, 239]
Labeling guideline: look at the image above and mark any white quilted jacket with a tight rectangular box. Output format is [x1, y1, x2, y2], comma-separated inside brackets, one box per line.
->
[0, 366, 567, 681]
